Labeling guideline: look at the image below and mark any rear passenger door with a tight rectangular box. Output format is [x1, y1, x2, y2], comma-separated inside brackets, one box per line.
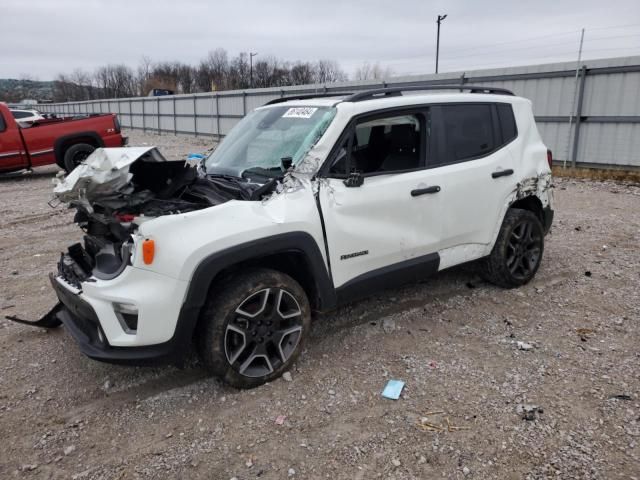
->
[424, 102, 518, 268]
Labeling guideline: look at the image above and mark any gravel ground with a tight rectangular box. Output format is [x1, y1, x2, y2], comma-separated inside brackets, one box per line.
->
[0, 129, 639, 479]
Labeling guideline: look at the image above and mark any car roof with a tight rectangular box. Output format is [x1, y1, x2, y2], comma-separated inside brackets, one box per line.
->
[259, 91, 524, 111]
[257, 97, 349, 109]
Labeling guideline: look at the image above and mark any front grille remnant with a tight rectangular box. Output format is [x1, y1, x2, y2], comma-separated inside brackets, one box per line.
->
[57, 252, 89, 290]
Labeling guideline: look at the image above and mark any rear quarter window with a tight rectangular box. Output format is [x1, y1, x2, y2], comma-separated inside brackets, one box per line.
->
[497, 103, 517, 143]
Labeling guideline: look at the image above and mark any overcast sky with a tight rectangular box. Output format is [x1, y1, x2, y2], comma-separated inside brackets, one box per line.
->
[2, 0, 640, 80]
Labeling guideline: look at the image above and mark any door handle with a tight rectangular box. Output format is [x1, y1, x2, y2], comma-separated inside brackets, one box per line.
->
[492, 169, 514, 178]
[411, 185, 441, 197]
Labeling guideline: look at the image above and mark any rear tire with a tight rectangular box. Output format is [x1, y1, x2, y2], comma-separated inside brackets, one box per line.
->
[196, 269, 311, 389]
[480, 208, 544, 288]
[63, 143, 95, 172]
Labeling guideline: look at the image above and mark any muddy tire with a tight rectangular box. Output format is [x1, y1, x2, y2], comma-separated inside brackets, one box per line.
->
[480, 208, 544, 288]
[196, 269, 311, 389]
[63, 143, 95, 172]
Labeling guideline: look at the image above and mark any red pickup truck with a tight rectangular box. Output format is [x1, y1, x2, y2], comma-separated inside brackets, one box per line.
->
[0, 102, 126, 174]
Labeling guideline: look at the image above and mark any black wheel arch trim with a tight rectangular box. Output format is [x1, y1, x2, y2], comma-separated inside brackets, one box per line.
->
[54, 131, 104, 166]
[177, 231, 335, 344]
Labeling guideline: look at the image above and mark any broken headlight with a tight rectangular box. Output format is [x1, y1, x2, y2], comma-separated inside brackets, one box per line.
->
[122, 236, 136, 267]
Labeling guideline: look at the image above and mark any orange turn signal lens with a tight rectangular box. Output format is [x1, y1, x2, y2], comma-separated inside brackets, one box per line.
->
[142, 239, 155, 265]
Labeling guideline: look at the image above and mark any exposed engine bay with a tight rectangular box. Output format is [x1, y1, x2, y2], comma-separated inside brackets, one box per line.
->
[53, 147, 275, 287]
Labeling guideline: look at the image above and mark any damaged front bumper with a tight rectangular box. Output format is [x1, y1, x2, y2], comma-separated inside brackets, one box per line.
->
[16, 264, 195, 365]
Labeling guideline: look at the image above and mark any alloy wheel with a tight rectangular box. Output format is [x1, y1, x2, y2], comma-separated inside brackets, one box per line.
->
[224, 288, 303, 378]
[506, 219, 542, 280]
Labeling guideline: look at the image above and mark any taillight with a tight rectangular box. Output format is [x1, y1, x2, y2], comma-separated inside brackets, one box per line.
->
[113, 115, 121, 134]
[546, 149, 553, 169]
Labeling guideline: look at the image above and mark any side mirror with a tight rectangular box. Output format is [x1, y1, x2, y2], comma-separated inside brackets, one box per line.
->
[281, 156, 293, 171]
[343, 171, 364, 188]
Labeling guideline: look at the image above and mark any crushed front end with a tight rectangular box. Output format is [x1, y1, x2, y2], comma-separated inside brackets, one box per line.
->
[8, 146, 266, 365]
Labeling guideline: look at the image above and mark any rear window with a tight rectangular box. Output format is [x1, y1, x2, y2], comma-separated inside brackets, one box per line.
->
[497, 103, 517, 143]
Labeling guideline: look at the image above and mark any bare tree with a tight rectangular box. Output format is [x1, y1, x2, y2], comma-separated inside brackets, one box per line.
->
[176, 63, 196, 93]
[51, 52, 350, 99]
[314, 59, 348, 83]
[227, 52, 250, 89]
[252, 56, 291, 88]
[354, 62, 394, 81]
[53, 71, 94, 102]
[94, 64, 137, 98]
[290, 62, 316, 85]
[196, 48, 229, 92]
[136, 56, 153, 96]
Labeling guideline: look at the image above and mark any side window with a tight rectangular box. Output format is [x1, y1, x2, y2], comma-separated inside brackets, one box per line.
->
[497, 103, 517, 143]
[430, 104, 495, 166]
[0, 113, 5, 132]
[12, 111, 31, 119]
[330, 112, 426, 176]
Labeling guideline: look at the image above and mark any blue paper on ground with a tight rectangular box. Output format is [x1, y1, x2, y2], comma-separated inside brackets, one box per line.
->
[381, 379, 405, 400]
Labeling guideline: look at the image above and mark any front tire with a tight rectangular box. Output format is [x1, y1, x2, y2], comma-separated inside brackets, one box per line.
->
[63, 143, 95, 172]
[480, 208, 544, 288]
[196, 269, 311, 389]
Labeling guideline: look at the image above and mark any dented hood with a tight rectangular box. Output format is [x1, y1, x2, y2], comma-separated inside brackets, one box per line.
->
[53, 147, 172, 207]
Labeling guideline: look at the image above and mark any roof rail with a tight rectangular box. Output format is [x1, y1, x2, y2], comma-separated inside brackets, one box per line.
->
[344, 84, 514, 102]
[264, 92, 353, 105]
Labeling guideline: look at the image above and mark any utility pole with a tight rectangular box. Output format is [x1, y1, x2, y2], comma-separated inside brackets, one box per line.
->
[435, 14, 447, 74]
[565, 28, 585, 168]
[250, 52, 258, 88]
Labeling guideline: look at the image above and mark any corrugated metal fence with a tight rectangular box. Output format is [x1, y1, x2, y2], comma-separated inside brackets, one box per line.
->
[36, 56, 640, 169]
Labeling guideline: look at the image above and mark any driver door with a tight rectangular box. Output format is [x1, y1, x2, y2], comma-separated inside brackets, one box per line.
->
[318, 108, 444, 295]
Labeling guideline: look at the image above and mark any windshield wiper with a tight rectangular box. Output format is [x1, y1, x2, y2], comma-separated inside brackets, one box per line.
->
[207, 173, 243, 181]
[241, 166, 283, 180]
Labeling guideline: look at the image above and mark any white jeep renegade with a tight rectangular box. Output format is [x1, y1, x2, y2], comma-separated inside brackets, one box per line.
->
[12, 85, 554, 388]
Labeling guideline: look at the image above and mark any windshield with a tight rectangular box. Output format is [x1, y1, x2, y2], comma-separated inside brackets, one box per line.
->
[205, 105, 336, 180]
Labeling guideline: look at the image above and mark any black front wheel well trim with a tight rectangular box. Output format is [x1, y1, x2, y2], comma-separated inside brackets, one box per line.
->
[208, 251, 324, 311]
[178, 232, 335, 343]
[54, 131, 104, 167]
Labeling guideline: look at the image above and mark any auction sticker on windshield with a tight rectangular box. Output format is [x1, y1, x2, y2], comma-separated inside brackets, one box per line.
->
[283, 107, 318, 119]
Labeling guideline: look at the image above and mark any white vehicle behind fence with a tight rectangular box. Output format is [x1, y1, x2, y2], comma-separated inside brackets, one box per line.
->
[9, 108, 45, 123]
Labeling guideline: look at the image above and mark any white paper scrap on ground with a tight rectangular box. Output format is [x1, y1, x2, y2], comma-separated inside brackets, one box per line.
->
[381, 379, 405, 400]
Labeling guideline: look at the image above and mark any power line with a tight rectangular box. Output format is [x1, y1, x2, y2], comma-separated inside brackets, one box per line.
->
[424, 23, 640, 58]
[588, 22, 640, 31]
[381, 44, 640, 74]
[440, 33, 640, 61]
[438, 47, 640, 71]
[377, 31, 640, 66]
[438, 30, 582, 55]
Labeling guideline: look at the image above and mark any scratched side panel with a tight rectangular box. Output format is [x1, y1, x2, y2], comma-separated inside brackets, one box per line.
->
[318, 173, 442, 288]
